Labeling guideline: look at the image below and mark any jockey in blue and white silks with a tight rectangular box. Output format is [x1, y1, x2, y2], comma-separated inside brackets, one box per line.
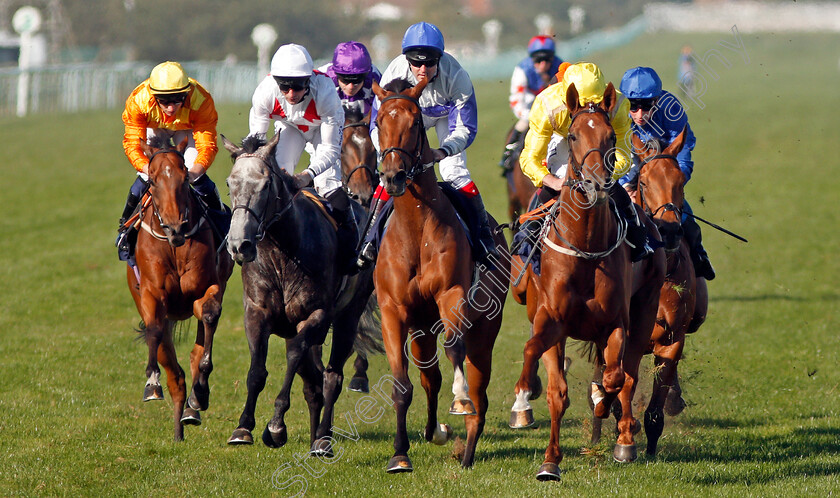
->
[619, 66, 714, 280]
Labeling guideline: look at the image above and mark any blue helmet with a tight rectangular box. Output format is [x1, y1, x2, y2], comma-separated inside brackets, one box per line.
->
[619, 67, 663, 99]
[527, 35, 555, 55]
[401, 22, 445, 57]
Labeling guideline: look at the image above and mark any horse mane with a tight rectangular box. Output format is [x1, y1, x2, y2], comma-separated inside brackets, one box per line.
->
[383, 78, 413, 94]
[148, 135, 173, 150]
[240, 135, 266, 154]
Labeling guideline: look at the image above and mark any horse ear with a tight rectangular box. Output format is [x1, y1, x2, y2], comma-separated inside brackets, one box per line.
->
[406, 78, 428, 100]
[566, 83, 580, 114]
[663, 125, 688, 156]
[631, 133, 649, 159]
[258, 132, 281, 160]
[141, 142, 154, 159]
[372, 80, 389, 100]
[602, 82, 617, 115]
[176, 137, 189, 154]
[220, 134, 242, 156]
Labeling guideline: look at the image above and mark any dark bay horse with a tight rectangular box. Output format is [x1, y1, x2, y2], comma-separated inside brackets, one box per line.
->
[508, 83, 664, 479]
[127, 136, 234, 441]
[341, 105, 380, 392]
[221, 134, 380, 456]
[502, 126, 537, 224]
[623, 128, 708, 456]
[372, 78, 510, 471]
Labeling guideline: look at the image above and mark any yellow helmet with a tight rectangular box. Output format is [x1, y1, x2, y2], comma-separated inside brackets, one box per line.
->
[563, 62, 606, 106]
[148, 61, 190, 95]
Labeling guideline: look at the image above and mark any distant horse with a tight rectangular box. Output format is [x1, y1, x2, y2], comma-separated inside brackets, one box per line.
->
[341, 105, 380, 393]
[508, 83, 664, 480]
[127, 136, 234, 441]
[222, 134, 380, 455]
[502, 126, 537, 224]
[604, 129, 707, 456]
[371, 78, 510, 471]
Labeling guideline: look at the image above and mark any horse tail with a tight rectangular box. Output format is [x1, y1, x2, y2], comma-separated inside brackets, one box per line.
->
[573, 339, 604, 365]
[353, 292, 384, 357]
[133, 319, 182, 342]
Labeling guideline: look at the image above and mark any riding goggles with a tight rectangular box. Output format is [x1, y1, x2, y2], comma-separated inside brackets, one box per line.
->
[337, 73, 367, 84]
[274, 76, 310, 92]
[155, 93, 187, 106]
[531, 51, 553, 64]
[629, 98, 657, 112]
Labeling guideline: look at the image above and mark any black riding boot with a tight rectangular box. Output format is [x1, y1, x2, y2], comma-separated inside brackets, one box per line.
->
[466, 193, 501, 265]
[499, 129, 524, 176]
[191, 174, 223, 211]
[682, 215, 715, 280]
[356, 197, 386, 270]
[610, 183, 653, 262]
[326, 189, 359, 275]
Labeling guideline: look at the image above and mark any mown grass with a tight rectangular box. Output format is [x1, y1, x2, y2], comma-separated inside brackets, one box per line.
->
[1, 31, 839, 496]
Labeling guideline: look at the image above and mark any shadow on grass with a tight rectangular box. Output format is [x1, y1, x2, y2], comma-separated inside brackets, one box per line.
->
[710, 293, 840, 302]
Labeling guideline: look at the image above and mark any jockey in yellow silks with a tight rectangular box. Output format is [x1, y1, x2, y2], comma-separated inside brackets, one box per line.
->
[518, 61, 654, 262]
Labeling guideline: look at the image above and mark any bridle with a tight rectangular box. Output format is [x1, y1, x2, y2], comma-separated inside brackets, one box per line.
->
[142, 148, 207, 242]
[341, 121, 378, 199]
[377, 94, 432, 182]
[637, 153, 683, 220]
[564, 104, 616, 190]
[229, 153, 297, 242]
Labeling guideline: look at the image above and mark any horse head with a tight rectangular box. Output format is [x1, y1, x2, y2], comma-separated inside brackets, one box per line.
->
[564, 82, 619, 207]
[341, 106, 377, 206]
[372, 78, 436, 197]
[634, 127, 688, 252]
[143, 136, 191, 247]
[222, 132, 284, 264]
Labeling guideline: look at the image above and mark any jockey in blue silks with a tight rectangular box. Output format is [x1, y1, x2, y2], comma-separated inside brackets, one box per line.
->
[619, 66, 715, 280]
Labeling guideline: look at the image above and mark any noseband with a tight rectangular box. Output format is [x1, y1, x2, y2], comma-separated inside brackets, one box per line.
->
[377, 94, 431, 181]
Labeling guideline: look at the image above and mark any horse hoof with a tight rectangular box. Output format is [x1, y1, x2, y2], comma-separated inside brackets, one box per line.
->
[385, 455, 413, 473]
[449, 398, 477, 416]
[227, 428, 254, 445]
[664, 390, 686, 416]
[613, 444, 638, 463]
[347, 377, 369, 393]
[310, 438, 334, 458]
[180, 407, 201, 426]
[262, 425, 287, 448]
[431, 423, 453, 445]
[509, 409, 535, 429]
[536, 462, 561, 481]
[188, 388, 209, 411]
[143, 384, 164, 402]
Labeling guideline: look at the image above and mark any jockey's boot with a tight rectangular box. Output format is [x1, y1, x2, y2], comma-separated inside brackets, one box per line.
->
[464, 189, 501, 266]
[191, 174, 230, 244]
[499, 129, 524, 176]
[326, 188, 360, 275]
[610, 183, 653, 262]
[356, 186, 390, 270]
[116, 177, 149, 260]
[683, 215, 715, 280]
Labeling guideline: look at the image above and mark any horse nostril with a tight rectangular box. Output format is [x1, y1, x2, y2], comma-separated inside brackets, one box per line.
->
[394, 171, 407, 183]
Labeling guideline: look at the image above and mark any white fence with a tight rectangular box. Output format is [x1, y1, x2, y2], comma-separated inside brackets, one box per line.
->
[645, 1, 840, 33]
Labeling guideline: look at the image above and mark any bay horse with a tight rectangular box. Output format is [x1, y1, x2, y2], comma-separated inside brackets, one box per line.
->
[608, 128, 708, 456]
[221, 134, 380, 456]
[372, 78, 510, 471]
[341, 105, 380, 393]
[127, 136, 234, 441]
[502, 126, 537, 224]
[508, 83, 665, 479]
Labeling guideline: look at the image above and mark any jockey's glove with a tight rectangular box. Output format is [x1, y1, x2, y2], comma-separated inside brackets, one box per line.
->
[293, 171, 314, 189]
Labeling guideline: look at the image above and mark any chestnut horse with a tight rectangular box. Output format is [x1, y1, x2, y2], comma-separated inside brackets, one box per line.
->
[341, 105, 380, 392]
[625, 128, 707, 456]
[222, 134, 380, 456]
[127, 136, 234, 441]
[502, 126, 538, 224]
[508, 83, 664, 480]
[372, 78, 510, 471]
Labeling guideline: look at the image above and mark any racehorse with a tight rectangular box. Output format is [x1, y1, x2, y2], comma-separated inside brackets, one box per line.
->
[502, 126, 537, 224]
[341, 105, 380, 392]
[593, 128, 707, 456]
[341, 106, 378, 207]
[127, 136, 234, 441]
[372, 78, 510, 471]
[221, 134, 380, 456]
[508, 83, 665, 480]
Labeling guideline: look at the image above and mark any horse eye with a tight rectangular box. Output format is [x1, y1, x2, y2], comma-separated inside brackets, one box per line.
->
[568, 133, 576, 141]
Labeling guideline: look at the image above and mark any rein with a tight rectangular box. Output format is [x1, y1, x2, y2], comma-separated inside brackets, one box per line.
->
[378, 94, 433, 181]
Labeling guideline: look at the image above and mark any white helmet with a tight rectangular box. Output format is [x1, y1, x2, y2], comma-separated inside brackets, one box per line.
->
[270, 44, 313, 77]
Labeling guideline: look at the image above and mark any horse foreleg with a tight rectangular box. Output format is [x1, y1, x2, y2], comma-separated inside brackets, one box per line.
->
[438, 289, 475, 416]
[188, 284, 222, 412]
[298, 344, 326, 453]
[595, 325, 627, 420]
[536, 340, 568, 481]
[459, 319, 500, 468]
[408, 324, 444, 446]
[140, 293, 166, 403]
[228, 311, 270, 446]
[156, 322, 187, 441]
[646, 338, 685, 456]
[511, 308, 561, 428]
[380, 304, 414, 473]
[589, 355, 607, 445]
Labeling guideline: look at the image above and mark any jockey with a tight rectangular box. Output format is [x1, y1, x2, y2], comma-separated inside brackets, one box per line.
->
[500, 35, 563, 174]
[519, 61, 654, 262]
[319, 41, 382, 116]
[117, 61, 223, 260]
[619, 66, 715, 280]
[247, 43, 358, 274]
[358, 21, 499, 268]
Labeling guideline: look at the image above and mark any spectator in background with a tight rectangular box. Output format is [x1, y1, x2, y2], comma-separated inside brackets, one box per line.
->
[677, 45, 697, 99]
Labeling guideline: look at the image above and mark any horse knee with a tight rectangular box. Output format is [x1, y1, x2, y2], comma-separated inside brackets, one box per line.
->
[603, 366, 626, 394]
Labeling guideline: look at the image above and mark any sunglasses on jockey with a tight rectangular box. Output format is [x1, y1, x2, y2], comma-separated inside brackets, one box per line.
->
[155, 93, 187, 106]
[337, 73, 367, 85]
[273, 76, 310, 92]
[405, 49, 440, 68]
[531, 51, 553, 64]
[629, 98, 657, 112]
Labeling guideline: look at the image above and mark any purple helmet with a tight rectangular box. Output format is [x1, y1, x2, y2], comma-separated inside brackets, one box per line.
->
[331, 41, 372, 75]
